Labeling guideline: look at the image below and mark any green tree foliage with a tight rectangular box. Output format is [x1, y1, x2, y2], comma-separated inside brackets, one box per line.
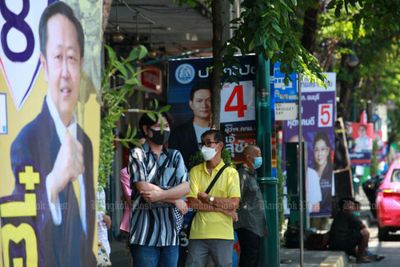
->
[318, 1, 400, 124]
[99, 45, 170, 188]
[227, 0, 325, 83]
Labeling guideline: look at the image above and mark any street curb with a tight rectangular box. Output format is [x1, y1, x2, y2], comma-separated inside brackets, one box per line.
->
[320, 254, 347, 267]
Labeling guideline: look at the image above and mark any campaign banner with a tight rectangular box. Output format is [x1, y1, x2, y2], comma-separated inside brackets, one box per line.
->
[0, 1, 101, 266]
[347, 122, 374, 166]
[167, 56, 256, 165]
[283, 73, 336, 217]
[270, 62, 298, 176]
[271, 61, 297, 103]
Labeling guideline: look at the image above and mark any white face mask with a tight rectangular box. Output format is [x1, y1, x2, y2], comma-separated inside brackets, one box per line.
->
[201, 146, 217, 161]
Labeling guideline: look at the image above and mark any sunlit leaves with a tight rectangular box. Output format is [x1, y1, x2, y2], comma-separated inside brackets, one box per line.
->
[99, 45, 168, 188]
[228, 0, 325, 83]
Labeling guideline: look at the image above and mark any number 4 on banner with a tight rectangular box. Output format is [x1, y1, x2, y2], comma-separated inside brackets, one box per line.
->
[224, 85, 247, 118]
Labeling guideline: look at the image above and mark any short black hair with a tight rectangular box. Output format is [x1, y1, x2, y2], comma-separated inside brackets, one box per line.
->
[201, 129, 225, 145]
[338, 197, 356, 211]
[190, 80, 211, 101]
[39, 2, 85, 58]
[139, 112, 173, 133]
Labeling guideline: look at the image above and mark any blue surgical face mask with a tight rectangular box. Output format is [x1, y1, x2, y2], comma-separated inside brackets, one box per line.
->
[253, 157, 263, 169]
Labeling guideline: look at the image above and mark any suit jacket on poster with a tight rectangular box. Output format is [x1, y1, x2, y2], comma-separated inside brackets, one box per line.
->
[169, 119, 198, 168]
[7, 98, 96, 267]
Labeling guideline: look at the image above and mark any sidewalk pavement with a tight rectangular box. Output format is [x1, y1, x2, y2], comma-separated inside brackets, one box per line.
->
[110, 239, 132, 267]
[109, 240, 349, 267]
[280, 248, 348, 267]
[109, 193, 373, 267]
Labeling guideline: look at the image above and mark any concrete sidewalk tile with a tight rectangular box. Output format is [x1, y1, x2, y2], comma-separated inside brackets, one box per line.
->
[320, 254, 346, 267]
[280, 248, 349, 267]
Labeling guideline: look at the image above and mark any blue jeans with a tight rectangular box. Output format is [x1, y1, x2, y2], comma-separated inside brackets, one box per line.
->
[130, 244, 179, 267]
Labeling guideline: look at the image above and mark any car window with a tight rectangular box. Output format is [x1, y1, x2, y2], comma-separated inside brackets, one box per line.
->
[391, 169, 400, 182]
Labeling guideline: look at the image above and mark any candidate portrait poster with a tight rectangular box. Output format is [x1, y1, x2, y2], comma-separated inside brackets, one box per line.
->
[167, 56, 257, 165]
[283, 73, 336, 217]
[0, 1, 101, 266]
[348, 122, 374, 166]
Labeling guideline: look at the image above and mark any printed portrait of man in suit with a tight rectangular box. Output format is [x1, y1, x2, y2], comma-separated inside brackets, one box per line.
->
[9, 2, 96, 266]
[169, 81, 212, 167]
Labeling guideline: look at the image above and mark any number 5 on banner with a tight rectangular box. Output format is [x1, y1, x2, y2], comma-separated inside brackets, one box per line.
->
[318, 103, 333, 127]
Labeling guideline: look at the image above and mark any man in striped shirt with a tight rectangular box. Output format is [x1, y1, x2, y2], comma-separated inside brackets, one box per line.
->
[129, 113, 189, 267]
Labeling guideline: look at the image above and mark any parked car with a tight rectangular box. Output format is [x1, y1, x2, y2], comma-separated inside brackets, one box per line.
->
[376, 160, 400, 240]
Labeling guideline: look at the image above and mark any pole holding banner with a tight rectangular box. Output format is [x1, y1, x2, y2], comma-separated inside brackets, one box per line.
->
[256, 53, 279, 267]
[297, 74, 305, 267]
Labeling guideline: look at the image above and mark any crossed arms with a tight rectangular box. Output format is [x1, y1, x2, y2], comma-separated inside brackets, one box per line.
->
[135, 181, 190, 214]
[187, 193, 240, 221]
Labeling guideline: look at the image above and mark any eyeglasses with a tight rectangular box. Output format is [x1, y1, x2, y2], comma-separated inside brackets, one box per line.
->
[199, 141, 219, 147]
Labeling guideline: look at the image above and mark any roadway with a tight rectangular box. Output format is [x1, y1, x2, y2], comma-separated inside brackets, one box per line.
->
[350, 191, 400, 266]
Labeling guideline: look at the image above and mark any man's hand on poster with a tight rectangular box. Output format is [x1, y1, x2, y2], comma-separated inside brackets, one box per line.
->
[103, 214, 112, 229]
[311, 203, 320, 213]
[48, 131, 84, 204]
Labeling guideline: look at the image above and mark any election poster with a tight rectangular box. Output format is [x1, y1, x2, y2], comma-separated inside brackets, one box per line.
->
[0, 1, 101, 266]
[270, 62, 298, 176]
[347, 122, 374, 166]
[283, 73, 336, 217]
[167, 56, 257, 166]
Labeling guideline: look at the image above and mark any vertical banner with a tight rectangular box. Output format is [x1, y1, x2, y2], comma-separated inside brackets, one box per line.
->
[271, 62, 298, 176]
[348, 122, 374, 166]
[283, 73, 336, 216]
[168, 56, 257, 166]
[0, 1, 101, 266]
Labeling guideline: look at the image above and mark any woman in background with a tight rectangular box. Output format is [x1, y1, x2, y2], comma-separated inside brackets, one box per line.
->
[312, 132, 334, 213]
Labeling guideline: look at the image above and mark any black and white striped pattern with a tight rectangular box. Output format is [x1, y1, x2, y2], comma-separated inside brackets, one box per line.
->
[128, 143, 188, 246]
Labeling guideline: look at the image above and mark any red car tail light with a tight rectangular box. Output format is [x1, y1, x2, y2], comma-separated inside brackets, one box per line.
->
[382, 189, 400, 197]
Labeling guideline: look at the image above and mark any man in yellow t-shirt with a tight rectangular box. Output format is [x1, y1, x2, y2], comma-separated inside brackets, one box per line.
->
[186, 130, 241, 267]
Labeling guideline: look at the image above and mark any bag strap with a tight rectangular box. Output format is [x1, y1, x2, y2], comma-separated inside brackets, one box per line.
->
[186, 164, 229, 238]
[205, 164, 229, 194]
[192, 164, 228, 214]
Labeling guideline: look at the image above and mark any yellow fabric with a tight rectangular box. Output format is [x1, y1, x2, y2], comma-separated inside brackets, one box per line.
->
[187, 160, 240, 240]
[73, 180, 81, 207]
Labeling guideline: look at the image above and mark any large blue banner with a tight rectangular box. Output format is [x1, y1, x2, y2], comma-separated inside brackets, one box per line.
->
[168, 56, 257, 165]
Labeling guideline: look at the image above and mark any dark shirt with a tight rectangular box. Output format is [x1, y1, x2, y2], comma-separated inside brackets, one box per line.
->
[234, 165, 267, 237]
[169, 119, 198, 168]
[329, 211, 362, 249]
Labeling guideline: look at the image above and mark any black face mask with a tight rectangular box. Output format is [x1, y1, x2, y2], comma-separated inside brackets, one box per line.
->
[148, 129, 170, 145]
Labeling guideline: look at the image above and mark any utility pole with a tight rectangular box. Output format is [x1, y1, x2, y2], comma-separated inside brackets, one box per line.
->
[256, 54, 279, 267]
[297, 74, 305, 267]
